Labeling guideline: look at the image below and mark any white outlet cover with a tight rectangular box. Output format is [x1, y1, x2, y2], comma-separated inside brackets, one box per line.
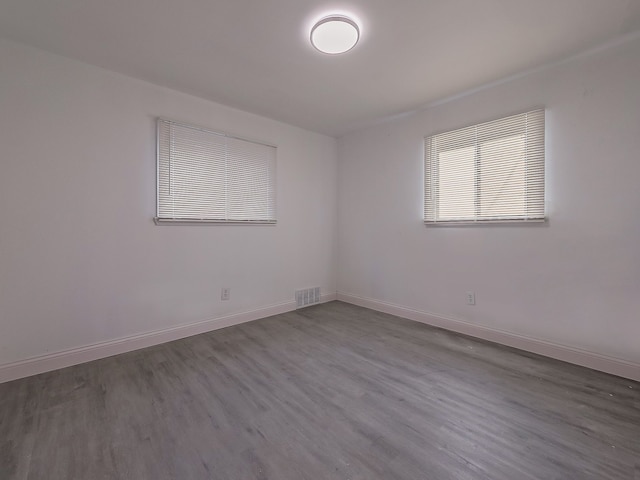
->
[466, 292, 475, 305]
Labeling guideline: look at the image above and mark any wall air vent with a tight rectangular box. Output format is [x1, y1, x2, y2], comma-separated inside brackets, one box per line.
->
[295, 287, 321, 308]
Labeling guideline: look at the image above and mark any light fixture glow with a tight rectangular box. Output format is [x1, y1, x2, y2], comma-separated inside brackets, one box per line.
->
[310, 15, 360, 54]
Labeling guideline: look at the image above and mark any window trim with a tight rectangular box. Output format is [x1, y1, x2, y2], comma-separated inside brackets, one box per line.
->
[422, 217, 547, 227]
[153, 218, 277, 226]
[423, 107, 547, 227]
[154, 117, 277, 226]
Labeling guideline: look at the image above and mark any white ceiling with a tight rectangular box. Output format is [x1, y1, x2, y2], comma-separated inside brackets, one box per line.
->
[1, 0, 640, 136]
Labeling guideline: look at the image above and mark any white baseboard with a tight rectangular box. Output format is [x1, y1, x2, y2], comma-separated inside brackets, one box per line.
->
[0, 293, 337, 384]
[337, 293, 640, 382]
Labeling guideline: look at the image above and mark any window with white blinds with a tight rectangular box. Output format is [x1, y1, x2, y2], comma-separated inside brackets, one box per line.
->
[156, 119, 277, 224]
[424, 109, 545, 224]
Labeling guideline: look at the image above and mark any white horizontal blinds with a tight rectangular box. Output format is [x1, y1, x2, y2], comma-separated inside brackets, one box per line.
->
[226, 137, 276, 221]
[158, 121, 227, 220]
[424, 109, 544, 223]
[523, 109, 545, 219]
[157, 119, 276, 222]
[428, 126, 477, 221]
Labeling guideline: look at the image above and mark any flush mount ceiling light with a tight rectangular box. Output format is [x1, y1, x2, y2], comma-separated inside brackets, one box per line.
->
[310, 15, 360, 54]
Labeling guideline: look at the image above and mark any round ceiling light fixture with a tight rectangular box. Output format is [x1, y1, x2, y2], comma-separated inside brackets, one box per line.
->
[310, 15, 360, 54]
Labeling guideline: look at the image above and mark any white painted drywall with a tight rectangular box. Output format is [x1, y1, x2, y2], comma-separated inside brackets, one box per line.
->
[0, 39, 337, 366]
[337, 36, 640, 364]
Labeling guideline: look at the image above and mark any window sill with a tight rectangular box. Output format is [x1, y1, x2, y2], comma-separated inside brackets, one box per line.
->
[424, 218, 548, 227]
[154, 218, 277, 226]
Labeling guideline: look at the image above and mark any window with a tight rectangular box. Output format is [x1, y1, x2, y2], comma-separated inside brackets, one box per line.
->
[424, 109, 545, 224]
[155, 119, 276, 224]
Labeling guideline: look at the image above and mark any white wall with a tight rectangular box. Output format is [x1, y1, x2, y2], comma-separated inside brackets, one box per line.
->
[338, 37, 640, 365]
[2, 34, 639, 378]
[0, 39, 337, 367]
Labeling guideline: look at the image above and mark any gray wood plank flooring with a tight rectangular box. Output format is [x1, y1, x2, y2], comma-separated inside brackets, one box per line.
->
[1, 301, 639, 479]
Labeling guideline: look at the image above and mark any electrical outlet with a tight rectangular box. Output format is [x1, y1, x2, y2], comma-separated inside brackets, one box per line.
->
[221, 287, 230, 301]
[466, 291, 475, 305]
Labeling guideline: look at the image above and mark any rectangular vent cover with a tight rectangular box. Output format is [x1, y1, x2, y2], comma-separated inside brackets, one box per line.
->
[295, 287, 321, 308]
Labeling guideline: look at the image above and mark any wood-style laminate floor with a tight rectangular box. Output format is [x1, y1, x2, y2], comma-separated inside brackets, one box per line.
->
[1, 301, 639, 480]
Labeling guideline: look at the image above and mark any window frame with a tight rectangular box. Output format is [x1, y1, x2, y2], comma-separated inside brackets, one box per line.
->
[154, 118, 277, 226]
[424, 108, 546, 226]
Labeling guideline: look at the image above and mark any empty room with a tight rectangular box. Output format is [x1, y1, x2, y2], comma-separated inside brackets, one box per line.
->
[1, 0, 639, 479]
